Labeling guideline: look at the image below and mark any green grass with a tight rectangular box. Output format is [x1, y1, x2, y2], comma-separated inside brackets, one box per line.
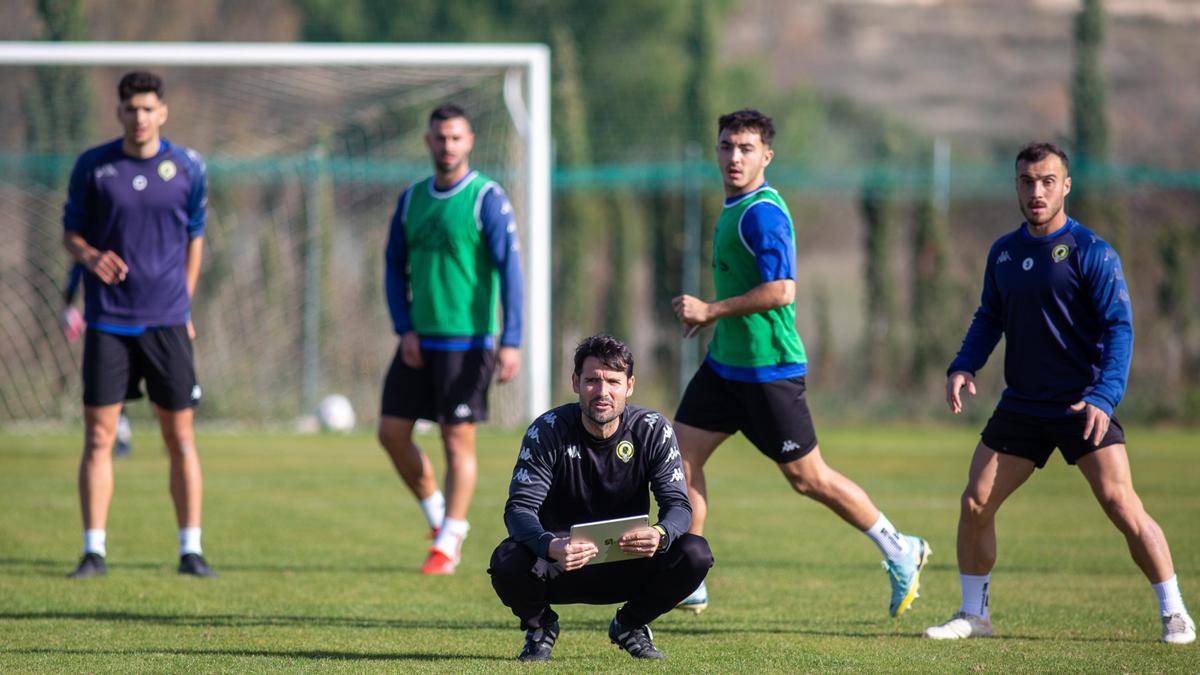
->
[1, 424, 1197, 672]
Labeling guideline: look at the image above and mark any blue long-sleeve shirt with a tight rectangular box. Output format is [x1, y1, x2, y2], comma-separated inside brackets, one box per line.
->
[384, 173, 523, 349]
[949, 218, 1133, 416]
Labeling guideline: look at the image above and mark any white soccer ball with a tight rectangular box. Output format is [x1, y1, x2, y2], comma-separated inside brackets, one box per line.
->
[317, 394, 356, 432]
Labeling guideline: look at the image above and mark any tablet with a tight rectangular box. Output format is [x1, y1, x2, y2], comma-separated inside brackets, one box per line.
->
[568, 514, 650, 565]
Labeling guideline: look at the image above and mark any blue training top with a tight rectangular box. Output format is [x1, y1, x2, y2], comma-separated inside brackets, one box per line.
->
[63, 138, 207, 334]
[949, 218, 1133, 417]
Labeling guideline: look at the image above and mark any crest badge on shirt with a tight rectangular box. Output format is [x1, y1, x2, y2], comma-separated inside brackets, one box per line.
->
[615, 441, 634, 463]
[1051, 244, 1069, 263]
[158, 159, 177, 182]
[131, 175, 148, 191]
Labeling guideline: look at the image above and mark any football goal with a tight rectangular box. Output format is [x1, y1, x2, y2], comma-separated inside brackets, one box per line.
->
[0, 41, 550, 427]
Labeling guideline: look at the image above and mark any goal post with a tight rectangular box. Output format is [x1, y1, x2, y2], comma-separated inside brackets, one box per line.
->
[0, 41, 551, 425]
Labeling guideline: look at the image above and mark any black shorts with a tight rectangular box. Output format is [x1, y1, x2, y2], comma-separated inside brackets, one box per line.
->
[380, 346, 495, 424]
[82, 325, 199, 411]
[981, 407, 1126, 469]
[674, 361, 818, 463]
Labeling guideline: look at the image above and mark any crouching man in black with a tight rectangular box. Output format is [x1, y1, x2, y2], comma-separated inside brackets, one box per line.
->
[489, 334, 713, 661]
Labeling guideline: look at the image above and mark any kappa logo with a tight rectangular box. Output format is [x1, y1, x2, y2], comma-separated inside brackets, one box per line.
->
[526, 426, 539, 442]
[1022, 257, 1034, 271]
[781, 439, 801, 453]
[670, 468, 685, 482]
[616, 441, 635, 463]
[454, 403, 471, 419]
[566, 445, 580, 460]
[131, 175, 148, 191]
[541, 412, 557, 427]
[1051, 244, 1070, 263]
[518, 447, 533, 462]
[157, 159, 177, 181]
[662, 424, 674, 441]
[93, 164, 117, 180]
[642, 413, 660, 426]
[996, 250, 1011, 264]
[667, 446, 680, 462]
[513, 468, 532, 484]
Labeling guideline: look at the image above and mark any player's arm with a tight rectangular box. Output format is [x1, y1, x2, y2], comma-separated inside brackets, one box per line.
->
[625, 417, 690, 556]
[184, 150, 209, 338]
[384, 188, 421, 368]
[946, 245, 1004, 413]
[62, 155, 127, 285]
[480, 185, 524, 382]
[672, 201, 794, 334]
[63, 264, 83, 306]
[503, 421, 598, 570]
[1070, 241, 1134, 444]
[60, 264, 85, 342]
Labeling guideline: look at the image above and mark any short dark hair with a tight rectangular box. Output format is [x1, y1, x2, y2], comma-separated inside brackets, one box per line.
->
[1015, 141, 1070, 174]
[573, 334, 634, 378]
[718, 109, 775, 146]
[118, 71, 164, 102]
[430, 103, 469, 126]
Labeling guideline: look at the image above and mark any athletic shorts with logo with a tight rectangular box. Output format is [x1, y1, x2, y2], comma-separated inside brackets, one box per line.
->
[82, 325, 200, 410]
[674, 360, 818, 463]
[981, 407, 1126, 468]
[380, 346, 495, 424]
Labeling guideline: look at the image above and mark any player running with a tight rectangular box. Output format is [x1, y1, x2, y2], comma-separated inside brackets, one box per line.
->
[671, 109, 929, 616]
[923, 142, 1194, 644]
[62, 71, 214, 578]
[380, 103, 524, 575]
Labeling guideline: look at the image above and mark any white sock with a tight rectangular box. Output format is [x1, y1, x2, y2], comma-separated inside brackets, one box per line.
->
[864, 513, 910, 561]
[960, 573, 990, 618]
[420, 491, 446, 531]
[179, 527, 202, 556]
[84, 529, 106, 557]
[434, 517, 469, 557]
[1152, 575, 1187, 616]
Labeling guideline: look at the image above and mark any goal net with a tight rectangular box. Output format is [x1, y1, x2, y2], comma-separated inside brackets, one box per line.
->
[0, 42, 550, 427]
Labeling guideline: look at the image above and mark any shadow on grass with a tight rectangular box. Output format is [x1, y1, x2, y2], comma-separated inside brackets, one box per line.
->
[2, 647, 507, 663]
[0, 557, 419, 576]
[0, 610, 511, 631]
[0, 611, 1149, 645]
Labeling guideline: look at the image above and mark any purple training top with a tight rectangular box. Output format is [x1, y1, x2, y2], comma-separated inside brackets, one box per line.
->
[63, 138, 207, 334]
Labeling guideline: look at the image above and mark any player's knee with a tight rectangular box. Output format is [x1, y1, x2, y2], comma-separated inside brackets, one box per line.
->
[960, 491, 994, 525]
[786, 470, 825, 498]
[160, 429, 192, 455]
[1098, 491, 1142, 531]
[488, 539, 542, 589]
[83, 426, 116, 455]
[377, 423, 410, 452]
[674, 534, 714, 577]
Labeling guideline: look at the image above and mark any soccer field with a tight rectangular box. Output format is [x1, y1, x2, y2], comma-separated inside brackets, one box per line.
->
[1, 425, 1197, 672]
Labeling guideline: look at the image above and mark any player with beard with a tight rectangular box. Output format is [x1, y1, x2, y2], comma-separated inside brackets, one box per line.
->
[380, 103, 524, 575]
[489, 334, 712, 661]
[923, 142, 1194, 644]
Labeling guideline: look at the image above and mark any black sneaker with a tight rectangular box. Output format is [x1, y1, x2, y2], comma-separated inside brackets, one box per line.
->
[608, 615, 665, 660]
[67, 552, 107, 578]
[178, 553, 217, 577]
[517, 620, 559, 662]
